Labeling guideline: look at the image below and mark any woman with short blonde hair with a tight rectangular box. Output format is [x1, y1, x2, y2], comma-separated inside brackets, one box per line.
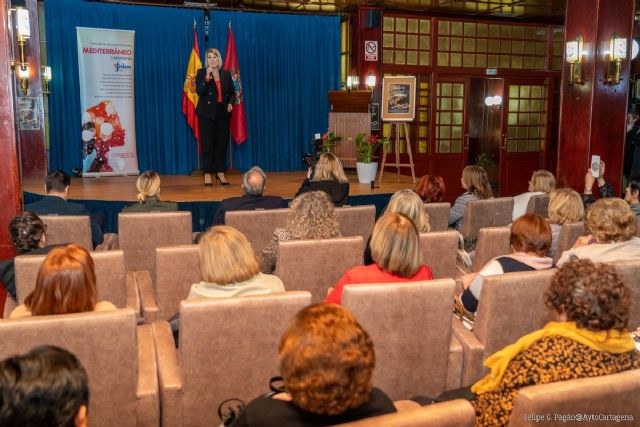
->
[189, 225, 284, 299]
[512, 170, 556, 221]
[326, 212, 433, 305]
[557, 198, 640, 265]
[448, 165, 493, 229]
[385, 189, 430, 233]
[260, 191, 341, 274]
[547, 188, 584, 258]
[295, 153, 350, 206]
[122, 170, 177, 212]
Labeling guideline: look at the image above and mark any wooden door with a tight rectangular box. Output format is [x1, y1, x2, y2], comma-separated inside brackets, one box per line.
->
[499, 79, 547, 196]
[430, 77, 470, 202]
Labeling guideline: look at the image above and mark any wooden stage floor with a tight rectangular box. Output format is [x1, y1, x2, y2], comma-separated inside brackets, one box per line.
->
[23, 170, 416, 203]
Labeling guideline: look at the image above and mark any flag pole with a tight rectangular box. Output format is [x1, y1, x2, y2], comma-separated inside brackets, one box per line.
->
[228, 20, 233, 171]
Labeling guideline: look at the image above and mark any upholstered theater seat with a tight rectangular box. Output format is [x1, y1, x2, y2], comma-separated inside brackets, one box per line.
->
[336, 204, 376, 242]
[452, 269, 557, 386]
[0, 309, 158, 427]
[610, 259, 640, 329]
[419, 231, 458, 279]
[226, 208, 290, 256]
[152, 291, 312, 426]
[459, 197, 514, 244]
[525, 194, 550, 218]
[423, 202, 451, 232]
[275, 236, 364, 303]
[471, 226, 512, 272]
[552, 223, 585, 265]
[342, 280, 461, 399]
[39, 214, 116, 251]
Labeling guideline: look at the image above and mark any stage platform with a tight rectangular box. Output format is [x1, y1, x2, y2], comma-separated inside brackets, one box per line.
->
[23, 170, 415, 233]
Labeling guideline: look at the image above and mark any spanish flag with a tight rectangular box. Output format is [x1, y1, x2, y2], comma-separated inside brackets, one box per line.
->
[182, 21, 201, 149]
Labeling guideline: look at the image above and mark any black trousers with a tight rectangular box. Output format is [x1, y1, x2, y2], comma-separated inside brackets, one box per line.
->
[198, 104, 230, 173]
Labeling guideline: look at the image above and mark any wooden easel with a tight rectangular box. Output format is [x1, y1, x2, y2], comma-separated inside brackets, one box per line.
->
[378, 121, 416, 184]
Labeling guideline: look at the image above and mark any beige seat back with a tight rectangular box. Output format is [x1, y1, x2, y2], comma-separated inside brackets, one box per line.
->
[553, 222, 585, 265]
[40, 215, 93, 250]
[276, 236, 363, 303]
[459, 198, 514, 242]
[342, 280, 455, 400]
[226, 208, 290, 256]
[14, 250, 128, 308]
[472, 226, 512, 272]
[636, 217, 640, 237]
[179, 292, 312, 426]
[424, 202, 451, 232]
[420, 231, 458, 279]
[332, 399, 476, 427]
[336, 205, 376, 242]
[118, 212, 192, 272]
[155, 245, 201, 320]
[525, 194, 550, 218]
[0, 309, 139, 427]
[474, 269, 556, 368]
[508, 369, 640, 427]
[610, 259, 640, 329]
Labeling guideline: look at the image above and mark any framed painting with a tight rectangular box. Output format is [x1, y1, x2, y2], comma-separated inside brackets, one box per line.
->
[381, 76, 416, 121]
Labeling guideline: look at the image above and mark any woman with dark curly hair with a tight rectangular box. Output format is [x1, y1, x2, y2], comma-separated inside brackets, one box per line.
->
[557, 197, 640, 265]
[472, 259, 640, 427]
[0, 212, 56, 302]
[259, 191, 341, 274]
[229, 304, 396, 426]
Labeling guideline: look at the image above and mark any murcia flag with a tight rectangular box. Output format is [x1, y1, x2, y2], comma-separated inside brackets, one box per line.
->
[223, 23, 248, 145]
[182, 21, 201, 149]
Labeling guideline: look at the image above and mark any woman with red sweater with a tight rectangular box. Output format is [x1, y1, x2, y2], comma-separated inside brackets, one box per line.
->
[325, 212, 433, 305]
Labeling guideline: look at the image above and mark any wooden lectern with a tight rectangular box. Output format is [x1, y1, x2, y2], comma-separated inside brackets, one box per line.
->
[328, 90, 371, 168]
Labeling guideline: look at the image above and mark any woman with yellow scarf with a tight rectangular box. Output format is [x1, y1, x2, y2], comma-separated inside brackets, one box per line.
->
[472, 259, 639, 426]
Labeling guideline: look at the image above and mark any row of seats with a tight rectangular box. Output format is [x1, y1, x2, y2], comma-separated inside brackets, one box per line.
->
[3, 273, 639, 426]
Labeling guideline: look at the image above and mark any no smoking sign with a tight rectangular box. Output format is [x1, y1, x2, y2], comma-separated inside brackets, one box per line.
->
[364, 40, 378, 61]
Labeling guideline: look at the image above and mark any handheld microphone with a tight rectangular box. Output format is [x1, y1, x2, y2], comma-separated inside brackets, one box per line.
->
[370, 181, 379, 190]
[209, 71, 214, 80]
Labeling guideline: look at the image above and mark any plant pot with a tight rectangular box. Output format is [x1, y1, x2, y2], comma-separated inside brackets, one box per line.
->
[356, 162, 378, 184]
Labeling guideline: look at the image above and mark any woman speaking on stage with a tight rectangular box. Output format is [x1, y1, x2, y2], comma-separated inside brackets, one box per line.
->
[195, 48, 236, 186]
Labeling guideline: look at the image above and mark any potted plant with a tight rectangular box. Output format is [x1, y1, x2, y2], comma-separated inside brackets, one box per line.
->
[320, 132, 341, 153]
[354, 133, 389, 184]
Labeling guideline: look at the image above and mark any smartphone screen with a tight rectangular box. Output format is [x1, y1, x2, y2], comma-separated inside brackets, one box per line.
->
[591, 155, 600, 178]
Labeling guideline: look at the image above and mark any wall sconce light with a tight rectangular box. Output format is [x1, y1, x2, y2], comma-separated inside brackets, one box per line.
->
[345, 75, 359, 91]
[566, 34, 585, 85]
[366, 73, 376, 89]
[17, 64, 29, 95]
[605, 33, 627, 84]
[484, 95, 502, 107]
[42, 66, 52, 94]
[10, 7, 31, 96]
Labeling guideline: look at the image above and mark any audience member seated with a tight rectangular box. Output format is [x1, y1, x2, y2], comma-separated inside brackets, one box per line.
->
[25, 170, 104, 248]
[295, 153, 349, 206]
[213, 166, 285, 225]
[457, 213, 553, 314]
[414, 174, 446, 203]
[448, 165, 493, 230]
[512, 170, 555, 220]
[0, 212, 58, 302]
[0, 345, 89, 427]
[624, 178, 640, 217]
[557, 198, 640, 266]
[547, 188, 584, 259]
[472, 259, 640, 427]
[121, 170, 178, 213]
[325, 212, 433, 305]
[229, 304, 396, 427]
[10, 244, 117, 319]
[582, 160, 615, 209]
[260, 191, 340, 274]
[188, 225, 284, 299]
[364, 189, 430, 265]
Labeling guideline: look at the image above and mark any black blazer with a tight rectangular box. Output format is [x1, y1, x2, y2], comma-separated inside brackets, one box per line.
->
[195, 68, 236, 121]
[295, 179, 350, 207]
[25, 195, 104, 248]
[214, 194, 285, 225]
[0, 245, 60, 301]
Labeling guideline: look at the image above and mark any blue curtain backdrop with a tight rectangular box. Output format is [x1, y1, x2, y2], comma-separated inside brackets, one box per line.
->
[45, 0, 340, 175]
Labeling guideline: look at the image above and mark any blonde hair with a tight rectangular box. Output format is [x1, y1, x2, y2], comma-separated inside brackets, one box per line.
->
[385, 189, 430, 233]
[287, 192, 340, 240]
[530, 170, 556, 193]
[370, 212, 422, 278]
[462, 165, 493, 199]
[313, 153, 348, 184]
[198, 226, 259, 285]
[548, 188, 584, 225]
[586, 198, 637, 243]
[205, 48, 222, 69]
[136, 171, 161, 203]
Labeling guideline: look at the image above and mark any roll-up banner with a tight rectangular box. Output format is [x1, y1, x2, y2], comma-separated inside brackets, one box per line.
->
[77, 27, 139, 176]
